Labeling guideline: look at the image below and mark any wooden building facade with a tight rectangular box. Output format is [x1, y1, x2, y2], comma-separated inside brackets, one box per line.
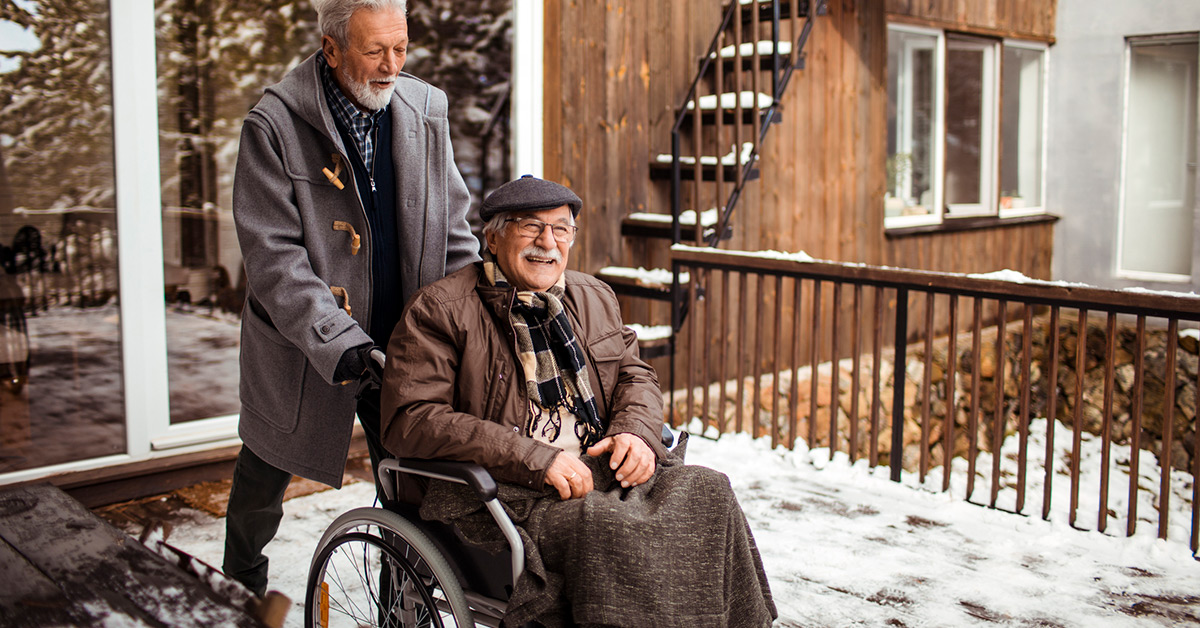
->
[541, 0, 1058, 292]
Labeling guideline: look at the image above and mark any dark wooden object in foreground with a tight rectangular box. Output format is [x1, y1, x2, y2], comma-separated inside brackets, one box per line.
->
[0, 483, 266, 627]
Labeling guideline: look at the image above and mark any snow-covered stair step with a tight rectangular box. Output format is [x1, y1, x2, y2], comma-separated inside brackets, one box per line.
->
[712, 40, 794, 60]
[686, 92, 774, 111]
[626, 324, 674, 359]
[655, 142, 756, 166]
[597, 266, 688, 301]
[630, 208, 720, 226]
[681, 92, 782, 126]
[622, 208, 732, 241]
[710, 39, 804, 71]
[650, 142, 761, 182]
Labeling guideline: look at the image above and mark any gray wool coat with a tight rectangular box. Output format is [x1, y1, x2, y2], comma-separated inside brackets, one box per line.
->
[232, 52, 479, 487]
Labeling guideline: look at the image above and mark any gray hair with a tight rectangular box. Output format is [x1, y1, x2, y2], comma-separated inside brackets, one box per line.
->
[481, 213, 509, 241]
[316, 0, 408, 49]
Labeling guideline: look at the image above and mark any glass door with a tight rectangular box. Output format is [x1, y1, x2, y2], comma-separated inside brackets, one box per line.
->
[0, 0, 126, 472]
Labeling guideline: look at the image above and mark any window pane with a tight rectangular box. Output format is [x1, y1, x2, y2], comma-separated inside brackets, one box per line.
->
[1120, 39, 1198, 276]
[946, 40, 986, 209]
[886, 29, 937, 218]
[0, 0, 126, 471]
[1000, 45, 1044, 211]
[155, 1, 323, 423]
[154, 1, 513, 423]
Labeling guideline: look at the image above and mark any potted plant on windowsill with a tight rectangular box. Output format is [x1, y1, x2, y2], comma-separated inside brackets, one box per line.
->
[884, 152, 912, 217]
[1000, 191, 1025, 210]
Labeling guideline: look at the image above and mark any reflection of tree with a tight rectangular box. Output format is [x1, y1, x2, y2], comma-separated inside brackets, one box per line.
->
[0, 0, 511, 250]
[405, 0, 512, 202]
[0, 0, 115, 212]
[155, 0, 322, 270]
[0, 1, 120, 313]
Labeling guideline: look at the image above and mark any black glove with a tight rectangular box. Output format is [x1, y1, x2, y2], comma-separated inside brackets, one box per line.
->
[335, 344, 384, 395]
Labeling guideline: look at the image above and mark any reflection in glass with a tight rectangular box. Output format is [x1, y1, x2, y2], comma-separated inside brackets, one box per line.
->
[1000, 45, 1044, 212]
[886, 28, 937, 219]
[0, 0, 125, 472]
[945, 39, 990, 212]
[155, 0, 326, 424]
[154, 0, 512, 423]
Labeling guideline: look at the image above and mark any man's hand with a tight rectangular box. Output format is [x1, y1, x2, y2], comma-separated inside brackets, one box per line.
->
[545, 452, 594, 500]
[354, 347, 384, 396]
[587, 433, 655, 489]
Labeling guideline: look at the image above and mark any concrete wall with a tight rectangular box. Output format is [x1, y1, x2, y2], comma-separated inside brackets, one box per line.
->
[1048, 0, 1200, 291]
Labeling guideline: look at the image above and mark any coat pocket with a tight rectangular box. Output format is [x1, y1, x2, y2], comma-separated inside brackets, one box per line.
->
[480, 360, 512, 424]
[239, 306, 306, 434]
[587, 328, 628, 416]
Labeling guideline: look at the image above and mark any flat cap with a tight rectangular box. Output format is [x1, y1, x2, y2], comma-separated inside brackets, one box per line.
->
[480, 175, 582, 222]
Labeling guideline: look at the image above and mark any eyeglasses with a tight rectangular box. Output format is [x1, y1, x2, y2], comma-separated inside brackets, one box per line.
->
[505, 217, 579, 243]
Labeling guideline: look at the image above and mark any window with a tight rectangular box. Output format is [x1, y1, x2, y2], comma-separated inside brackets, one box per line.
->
[885, 24, 1047, 228]
[945, 35, 998, 216]
[155, 1, 323, 425]
[0, 0, 127, 471]
[1000, 41, 1048, 215]
[1117, 35, 1198, 280]
[886, 25, 942, 224]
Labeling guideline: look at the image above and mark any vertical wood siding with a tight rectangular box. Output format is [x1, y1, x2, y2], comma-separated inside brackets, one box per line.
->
[544, 0, 1055, 308]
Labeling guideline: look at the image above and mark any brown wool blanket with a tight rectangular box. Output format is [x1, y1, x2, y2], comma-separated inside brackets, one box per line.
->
[419, 434, 777, 627]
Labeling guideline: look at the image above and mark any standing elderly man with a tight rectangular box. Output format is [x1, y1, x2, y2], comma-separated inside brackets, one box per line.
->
[224, 0, 478, 596]
[382, 176, 776, 626]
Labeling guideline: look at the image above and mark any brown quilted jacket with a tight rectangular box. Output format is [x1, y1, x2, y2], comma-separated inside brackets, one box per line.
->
[380, 263, 668, 490]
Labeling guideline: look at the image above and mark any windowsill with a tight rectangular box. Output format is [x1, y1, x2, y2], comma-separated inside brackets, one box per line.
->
[885, 212, 1059, 238]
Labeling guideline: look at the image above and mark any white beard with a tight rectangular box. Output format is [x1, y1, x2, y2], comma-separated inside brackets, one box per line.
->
[339, 67, 397, 111]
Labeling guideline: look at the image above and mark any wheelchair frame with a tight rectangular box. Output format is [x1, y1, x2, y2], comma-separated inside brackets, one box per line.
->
[304, 457, 523, 628]
[304, 425, 674, 628]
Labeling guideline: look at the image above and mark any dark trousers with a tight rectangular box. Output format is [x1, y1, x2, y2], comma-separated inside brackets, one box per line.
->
[222, 389, 389, 596]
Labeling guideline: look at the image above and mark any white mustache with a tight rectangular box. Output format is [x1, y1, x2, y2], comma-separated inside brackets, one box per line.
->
[521, 244, 562, 263]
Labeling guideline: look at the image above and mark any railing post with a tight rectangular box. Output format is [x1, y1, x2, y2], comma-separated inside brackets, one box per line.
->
[669, 257, 681, 426]
[671, 129, 681, 246]
[771, 0, 782, 94]
[890, 288, 908, 481]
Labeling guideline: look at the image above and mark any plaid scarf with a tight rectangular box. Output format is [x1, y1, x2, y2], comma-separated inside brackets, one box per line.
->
[483, 253, 605, 447]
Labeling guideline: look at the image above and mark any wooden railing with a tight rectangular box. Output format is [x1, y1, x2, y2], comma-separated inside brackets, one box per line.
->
[669, 245, 1200, 554]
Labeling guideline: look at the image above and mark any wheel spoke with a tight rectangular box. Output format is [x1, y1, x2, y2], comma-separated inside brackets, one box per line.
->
[306, 511, 472, 628]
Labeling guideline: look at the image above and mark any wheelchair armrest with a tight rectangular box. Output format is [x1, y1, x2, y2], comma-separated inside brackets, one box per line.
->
[377, 457, 526, 584]
[377, 458, 499, 503]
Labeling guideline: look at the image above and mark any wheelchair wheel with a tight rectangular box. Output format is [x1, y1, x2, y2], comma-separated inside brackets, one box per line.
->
[306, 507, 475, 627]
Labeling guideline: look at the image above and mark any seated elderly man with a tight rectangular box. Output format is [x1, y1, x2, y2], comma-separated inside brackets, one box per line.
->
[381, 175, 776, 627]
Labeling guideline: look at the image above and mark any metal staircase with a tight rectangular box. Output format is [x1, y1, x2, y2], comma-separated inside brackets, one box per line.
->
[598, 0, 827, 358]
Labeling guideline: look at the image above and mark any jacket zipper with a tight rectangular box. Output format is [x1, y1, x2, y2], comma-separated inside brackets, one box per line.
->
[368, 123, 380, 193]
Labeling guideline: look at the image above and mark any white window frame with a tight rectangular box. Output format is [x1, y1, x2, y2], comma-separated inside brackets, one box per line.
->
[512, 0, 544, 178]
[886, 25, 1051, 230]
[1115, 33, 1200, 283]
[998, 39, 1049, 218]
[886, 23, 945, 230]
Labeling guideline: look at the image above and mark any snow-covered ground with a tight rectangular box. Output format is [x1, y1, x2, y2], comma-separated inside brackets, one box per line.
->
[161, 420, 1200, 627]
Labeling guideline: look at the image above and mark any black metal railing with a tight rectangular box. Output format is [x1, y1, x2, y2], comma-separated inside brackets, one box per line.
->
[669, 0, 824, 248]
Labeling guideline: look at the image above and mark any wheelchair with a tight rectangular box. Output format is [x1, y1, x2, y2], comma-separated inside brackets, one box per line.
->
[304, 426, 675, 628]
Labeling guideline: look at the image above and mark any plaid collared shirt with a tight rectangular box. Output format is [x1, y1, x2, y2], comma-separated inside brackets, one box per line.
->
[318, 51, 387, 174]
